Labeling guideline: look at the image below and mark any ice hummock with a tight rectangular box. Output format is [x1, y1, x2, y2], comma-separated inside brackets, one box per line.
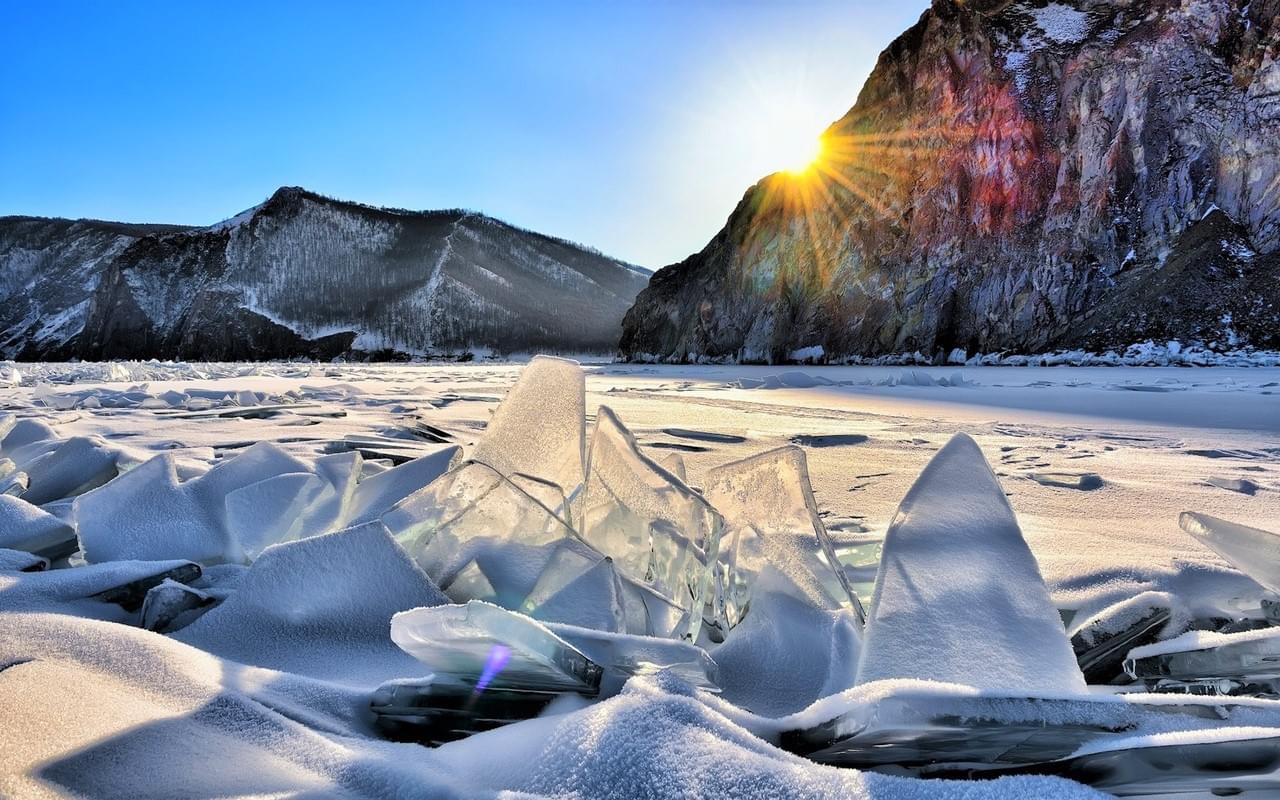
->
[76, 442, 359, 565]
[856, 434, 1085, 693]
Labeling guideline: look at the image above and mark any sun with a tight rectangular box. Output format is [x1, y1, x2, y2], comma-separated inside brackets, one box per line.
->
[780, 134, 824, 175]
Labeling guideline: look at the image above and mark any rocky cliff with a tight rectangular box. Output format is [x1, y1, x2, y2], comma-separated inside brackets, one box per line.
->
[1, 187, 649, 360]
[620, 0, 1280, 363]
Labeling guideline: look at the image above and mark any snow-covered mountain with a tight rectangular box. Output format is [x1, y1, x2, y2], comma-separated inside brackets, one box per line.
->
[0, 187, 650, 360]
[620, 0, 1280, 363]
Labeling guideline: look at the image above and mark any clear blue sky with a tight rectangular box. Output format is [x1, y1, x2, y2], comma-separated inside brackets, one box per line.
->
[1, 1, 928, 268]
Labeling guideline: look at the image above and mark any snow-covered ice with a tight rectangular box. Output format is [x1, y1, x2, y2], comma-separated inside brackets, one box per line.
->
[2, 358, 1280, 797]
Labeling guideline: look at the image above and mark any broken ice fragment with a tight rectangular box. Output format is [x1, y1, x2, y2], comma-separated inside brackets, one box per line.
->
[471, 355, 586, 495]
[856, 434, 1085, 693]
[384, 461, 584, 610]
[703, 445, 864, 632]
[657, 452, 687, 483]
[346, 446, 459, 526]
[91, 562, 203, 611]
[75, 454, 226, 564]
[1125, 627, 1280, 697]
[780, 682, 1270, 787]
[0, 470, 28, 497]
[543, 619, 719, 695]
[140, 578, 214, 632]
[1069, 592, 1179, 684]
[391, 601, 603, 694]
[580, 406, 723, 641]
[1180, 512, 1280, 594]
[0, 494, 78, 561]
[224, 472, 328, 561]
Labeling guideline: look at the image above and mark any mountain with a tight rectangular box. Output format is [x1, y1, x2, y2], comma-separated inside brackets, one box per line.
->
[620, 0, 1280, 363]
[0, 187, 650, 360]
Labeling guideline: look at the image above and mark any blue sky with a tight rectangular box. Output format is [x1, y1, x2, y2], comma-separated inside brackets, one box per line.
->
[1, 1, 928, 268]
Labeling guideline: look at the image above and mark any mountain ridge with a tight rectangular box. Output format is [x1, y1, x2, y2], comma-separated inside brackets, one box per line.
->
[619, 0, 1280, 364]
[1, 187, 650, 360]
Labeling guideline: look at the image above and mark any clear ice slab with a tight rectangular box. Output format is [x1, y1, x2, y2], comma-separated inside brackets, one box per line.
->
[1180, 512, 1280, 594]
[703, 445, 864, 632]
[1125, 627, 1280, 697]
[384, 461, 592, 612]
[390, 601, 604, 694]
[579, 406, 722, 641]
[855, 433, 1085, 693]
[470, 355, 585, 501]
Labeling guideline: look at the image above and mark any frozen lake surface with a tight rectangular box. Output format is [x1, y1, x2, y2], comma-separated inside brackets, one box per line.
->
[2, 359, 1278, 798]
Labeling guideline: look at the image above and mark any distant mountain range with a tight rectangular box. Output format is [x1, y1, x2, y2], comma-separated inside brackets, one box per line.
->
[620, 0, 1280, 363]
[0, 186, 650, 360]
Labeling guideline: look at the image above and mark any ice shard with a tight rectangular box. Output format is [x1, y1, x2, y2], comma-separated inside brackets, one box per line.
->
[0, 494, 78, 561]
[545, 620, 719, 695]
[580, 406, 722, 641]
[1180, 512, 1280, 594]
[1125, 627, 1280, 697]
[703, 445, 864, 632]
[470, 355, 585, 497]
[381, 601, 720, 743]
[384, 461, 586, 610]
[518, 542, 632, 633]
[855, 433, 1085, 693]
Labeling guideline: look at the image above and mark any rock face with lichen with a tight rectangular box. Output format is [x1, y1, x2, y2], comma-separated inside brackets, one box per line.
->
[620, 0, 1280, 363]
[1, 187, 649, 360]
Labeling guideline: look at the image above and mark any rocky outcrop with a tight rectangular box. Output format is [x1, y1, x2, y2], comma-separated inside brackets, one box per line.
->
[620, 0, 1280, 363]
[2, 187, 649, 360]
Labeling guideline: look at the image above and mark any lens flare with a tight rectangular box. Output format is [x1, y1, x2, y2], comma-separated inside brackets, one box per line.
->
[475, 644, 512, 693]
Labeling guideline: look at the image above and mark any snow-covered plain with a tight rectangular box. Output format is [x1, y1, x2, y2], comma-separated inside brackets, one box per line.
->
[2, 359, 1279, 798]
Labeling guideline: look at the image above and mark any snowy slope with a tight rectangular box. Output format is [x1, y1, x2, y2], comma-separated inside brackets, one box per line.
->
[0, 188, 650, 360]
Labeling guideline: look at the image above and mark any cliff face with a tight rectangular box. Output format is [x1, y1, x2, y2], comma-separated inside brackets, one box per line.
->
[1, 188, 649, 360]
[620, 0, 1280, 363]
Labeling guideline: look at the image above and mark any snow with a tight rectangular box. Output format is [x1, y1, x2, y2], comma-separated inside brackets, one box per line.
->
[3, 359, 1280, 796]
[174, 521, 448, 684]
[856, 434, 1087, 693]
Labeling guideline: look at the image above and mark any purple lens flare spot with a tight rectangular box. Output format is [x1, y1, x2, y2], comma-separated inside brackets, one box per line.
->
[475, 644, 512, 693]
